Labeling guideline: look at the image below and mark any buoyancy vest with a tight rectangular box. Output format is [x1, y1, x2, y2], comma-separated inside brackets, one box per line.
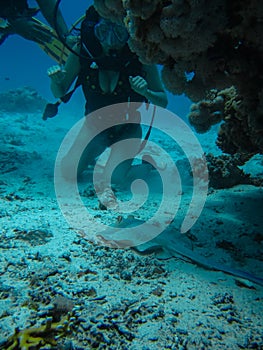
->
[79, 6, 147, 114]
[42, 5, 147, 120]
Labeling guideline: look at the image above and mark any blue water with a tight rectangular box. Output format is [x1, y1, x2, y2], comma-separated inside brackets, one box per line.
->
[0, 2, 262, 349]
[0, 0, 191, 120]
[0, 1, 91, 98]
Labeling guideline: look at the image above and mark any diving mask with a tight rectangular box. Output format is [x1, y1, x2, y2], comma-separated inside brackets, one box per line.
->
[94, 19, 129, 49]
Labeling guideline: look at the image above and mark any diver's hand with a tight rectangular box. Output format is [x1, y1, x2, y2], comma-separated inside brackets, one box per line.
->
[9, 17, 53, 45]
[47, 65, 66, 84]
[129, 75, 148, 96]
[65, 34, 79, 48]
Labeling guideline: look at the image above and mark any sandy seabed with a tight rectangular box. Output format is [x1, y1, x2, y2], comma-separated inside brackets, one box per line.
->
[0, 110, 262, 349]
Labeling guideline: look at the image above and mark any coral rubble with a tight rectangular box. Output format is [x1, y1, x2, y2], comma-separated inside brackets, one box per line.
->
[0, 86, 46, 113]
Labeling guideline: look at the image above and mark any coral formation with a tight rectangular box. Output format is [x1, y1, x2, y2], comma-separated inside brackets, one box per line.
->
[93, 0, 126, 23]
[188, 87, 263, 154]
[94, 0, 263, 156]
[179, 152, 261, 189]
[205, 153, 254, 189]
[0, 87, 46, 113]
[2, 314, 74, 350]
[188, 90, 225, 134]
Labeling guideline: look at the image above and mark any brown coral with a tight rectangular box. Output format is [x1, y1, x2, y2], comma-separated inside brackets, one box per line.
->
[122, 0, 161, 20]
[96, 0, 263, 156]
[205, 153, 256, 189]
[188, 86, 263, 154]
[94, 0, 125, 23]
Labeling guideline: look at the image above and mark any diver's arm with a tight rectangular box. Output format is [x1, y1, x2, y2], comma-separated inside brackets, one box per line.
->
[144, 87, 168, 109]
[36, 0, 69, 37]
[143, 64, 168, 108]
[129, 64, 168, 108]
[48, 44, 81, 98]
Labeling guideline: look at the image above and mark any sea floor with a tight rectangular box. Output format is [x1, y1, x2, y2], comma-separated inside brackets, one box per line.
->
[0, 110, 262, 349]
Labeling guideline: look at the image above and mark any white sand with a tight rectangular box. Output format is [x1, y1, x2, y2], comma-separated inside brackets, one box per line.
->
[0, 110, 262, 349]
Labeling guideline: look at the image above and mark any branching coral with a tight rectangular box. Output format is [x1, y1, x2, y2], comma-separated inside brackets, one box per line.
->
[94, 0, 263, 156]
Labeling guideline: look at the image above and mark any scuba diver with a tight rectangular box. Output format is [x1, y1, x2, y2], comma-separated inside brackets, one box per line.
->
[47, 5, 168, 208]
[0, 0, 70, 45]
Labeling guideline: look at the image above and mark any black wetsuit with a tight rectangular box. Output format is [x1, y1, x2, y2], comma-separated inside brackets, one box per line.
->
[78, 39, 148, 150]
[79, 45, 147, 114]
[79, 5, 147, 114]
[77, 44, 148, 170]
